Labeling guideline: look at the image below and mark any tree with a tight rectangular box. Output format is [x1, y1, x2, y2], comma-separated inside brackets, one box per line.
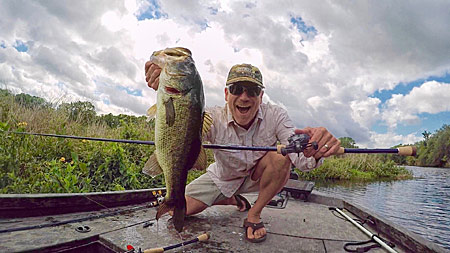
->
[14, 93, 51, 109]
[58, 101, 96, 123]
[339, 137, 358, 148]
[422, 130, 431, 140]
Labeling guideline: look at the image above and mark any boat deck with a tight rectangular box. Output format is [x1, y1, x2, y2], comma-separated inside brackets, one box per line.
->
[0, 191, 445, 252]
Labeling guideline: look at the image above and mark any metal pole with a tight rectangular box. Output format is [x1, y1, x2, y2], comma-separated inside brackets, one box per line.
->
[331, 207, 397, 253]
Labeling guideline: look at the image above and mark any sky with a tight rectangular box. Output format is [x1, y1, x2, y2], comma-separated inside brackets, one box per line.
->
[1, 0, 449, 148]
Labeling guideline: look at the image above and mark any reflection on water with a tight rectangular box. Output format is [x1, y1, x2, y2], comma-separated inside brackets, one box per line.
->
[315, 166, 450, 250]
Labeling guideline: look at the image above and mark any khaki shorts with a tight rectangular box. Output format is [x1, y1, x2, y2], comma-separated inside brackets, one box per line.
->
[185, 172, 260, 206]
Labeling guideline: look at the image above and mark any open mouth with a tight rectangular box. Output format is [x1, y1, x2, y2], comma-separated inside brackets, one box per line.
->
[165, 87, 181, 95]
[236, 105, 251, 114]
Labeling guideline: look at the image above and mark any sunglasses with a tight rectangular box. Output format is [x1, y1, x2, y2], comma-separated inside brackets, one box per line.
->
[227, 84, 263, 97]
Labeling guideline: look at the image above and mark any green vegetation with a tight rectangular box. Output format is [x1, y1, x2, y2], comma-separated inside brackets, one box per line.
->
[297, 126, 450, 181]
[0, 89, 209, 194]
[384, 126, 450, 168]
[1, 89, 447, 193]
[296, 154, 413, 180]
[296, 136, 413, 180]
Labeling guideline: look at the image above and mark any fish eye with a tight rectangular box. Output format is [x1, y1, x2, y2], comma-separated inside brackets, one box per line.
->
[166, 52, 180, 57]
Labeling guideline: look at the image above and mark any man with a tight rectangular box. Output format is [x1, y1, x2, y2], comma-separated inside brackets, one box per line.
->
[145, 61, 340, 243]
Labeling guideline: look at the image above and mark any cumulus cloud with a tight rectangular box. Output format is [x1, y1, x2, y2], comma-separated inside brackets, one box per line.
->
[363, 131, 423, 149]
[0, 0, 449, 149]
[0, 0, 147, 115]
[382, 81, 450, 129]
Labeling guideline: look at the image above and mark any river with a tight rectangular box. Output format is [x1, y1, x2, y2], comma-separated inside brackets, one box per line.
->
[314, 166, 450, 250]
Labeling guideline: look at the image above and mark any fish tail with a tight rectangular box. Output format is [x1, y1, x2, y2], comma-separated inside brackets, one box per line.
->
[156, 201, 173, 220]
[173, 199, 186, 232]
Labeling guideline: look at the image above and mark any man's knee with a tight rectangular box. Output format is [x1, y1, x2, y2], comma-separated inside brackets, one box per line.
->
[252, 152, 291, 181]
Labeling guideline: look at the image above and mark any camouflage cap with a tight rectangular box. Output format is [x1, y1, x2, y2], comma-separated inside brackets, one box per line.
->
[226, 63, 264, 88]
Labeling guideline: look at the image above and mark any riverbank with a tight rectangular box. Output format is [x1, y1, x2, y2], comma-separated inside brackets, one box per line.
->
[296, 154, 413, 180]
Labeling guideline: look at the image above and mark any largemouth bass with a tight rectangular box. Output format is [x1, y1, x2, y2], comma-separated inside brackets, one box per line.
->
[143, 47, 211, 232]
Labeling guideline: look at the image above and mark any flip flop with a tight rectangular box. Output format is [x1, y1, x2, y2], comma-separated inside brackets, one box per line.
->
[243, 218, 267, 243]
[235, 194, 251, 212]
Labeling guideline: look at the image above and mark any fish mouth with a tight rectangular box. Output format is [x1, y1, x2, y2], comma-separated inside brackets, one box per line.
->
[165, 87, 182, 95]
[236, 105, 251, 114]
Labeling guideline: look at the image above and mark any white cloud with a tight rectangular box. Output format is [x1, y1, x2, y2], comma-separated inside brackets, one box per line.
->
[0, 0, 449, 147]
[351, 97, 381, 129]
[382, 81, 450, 129]
[361, 131, 422, 149]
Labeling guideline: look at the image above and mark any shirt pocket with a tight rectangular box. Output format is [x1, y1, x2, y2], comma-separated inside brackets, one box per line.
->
[254, 134, 277, 147]
[253, 134, 278, 159]
[214, 149, 246, 179]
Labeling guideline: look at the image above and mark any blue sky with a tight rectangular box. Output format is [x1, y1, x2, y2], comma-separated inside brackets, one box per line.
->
[371, 73, 450, 137]
[1, 0, 449, 148]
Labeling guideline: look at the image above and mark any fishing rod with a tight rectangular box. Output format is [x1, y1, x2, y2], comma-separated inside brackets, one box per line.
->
[126, 233, 210, 253]
[9, 131, 416, 156]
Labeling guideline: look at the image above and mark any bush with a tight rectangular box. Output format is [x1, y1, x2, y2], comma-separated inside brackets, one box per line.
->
[296, 154, 413, 181]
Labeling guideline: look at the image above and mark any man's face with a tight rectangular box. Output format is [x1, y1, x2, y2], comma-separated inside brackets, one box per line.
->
[225, 81, 263, 129]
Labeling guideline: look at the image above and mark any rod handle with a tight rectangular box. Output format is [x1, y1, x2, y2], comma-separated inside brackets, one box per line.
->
[276, 144, 286, 154]
[197, 233, 210, 242]
[144, 247, 164, 253]
[397, 146, 417, 156]
[336, 147, 345, 155]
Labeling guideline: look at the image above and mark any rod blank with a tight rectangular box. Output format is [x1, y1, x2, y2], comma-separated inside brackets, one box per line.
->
[10, 132, 417, 156]
[336, 146, 416, 156]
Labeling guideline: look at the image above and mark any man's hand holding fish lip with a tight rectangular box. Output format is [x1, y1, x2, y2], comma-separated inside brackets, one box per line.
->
[145, 61, 161, 90]
[144, 51, 340, 243]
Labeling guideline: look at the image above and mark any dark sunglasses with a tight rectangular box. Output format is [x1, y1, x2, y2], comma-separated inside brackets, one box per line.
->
[227, 84, 263, 97]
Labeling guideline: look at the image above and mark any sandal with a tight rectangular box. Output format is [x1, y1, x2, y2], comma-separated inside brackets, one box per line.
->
[243, 218, 267, 243]
[235, 194, 251, 212]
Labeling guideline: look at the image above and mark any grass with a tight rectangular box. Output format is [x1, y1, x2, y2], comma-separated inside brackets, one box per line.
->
[296, 154, 413, 181]
[1, 89, 412, 193]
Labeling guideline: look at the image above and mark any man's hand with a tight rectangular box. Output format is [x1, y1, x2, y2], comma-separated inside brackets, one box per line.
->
[145, 61, 162, 90]
[295, 127, 340, 160]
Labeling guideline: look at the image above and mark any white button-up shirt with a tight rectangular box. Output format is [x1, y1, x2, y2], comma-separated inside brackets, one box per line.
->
[205, 103, 320, 198]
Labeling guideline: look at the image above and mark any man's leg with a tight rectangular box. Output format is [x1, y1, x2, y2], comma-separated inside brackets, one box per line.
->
[185, 191, 249, 216]
[246, 151, 291, 240]
[185, 195, 208, 216]
[184, 171, 245, 216]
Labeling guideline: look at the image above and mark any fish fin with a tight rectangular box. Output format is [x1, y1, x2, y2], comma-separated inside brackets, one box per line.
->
[156, 201, 173, 220]
[165, 97, 175, 126]
[191, 146, 207, 170]
[202, 112, 213, 137]
[142, 153, 163, 177]
[147, 104, 157, 120]
[173, 200, 186, 232]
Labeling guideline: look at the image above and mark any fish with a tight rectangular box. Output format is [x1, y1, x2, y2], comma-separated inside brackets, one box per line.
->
[143, 47, 212, 232]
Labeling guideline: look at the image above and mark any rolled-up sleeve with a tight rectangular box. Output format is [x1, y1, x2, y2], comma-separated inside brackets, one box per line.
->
[274, 108, 322, 171]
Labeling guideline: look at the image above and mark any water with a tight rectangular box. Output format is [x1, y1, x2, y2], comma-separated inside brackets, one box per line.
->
[315, 166, 450, 250]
